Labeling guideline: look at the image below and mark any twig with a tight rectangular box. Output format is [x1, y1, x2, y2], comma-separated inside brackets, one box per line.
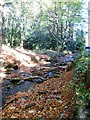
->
[2, 97, 18, 109]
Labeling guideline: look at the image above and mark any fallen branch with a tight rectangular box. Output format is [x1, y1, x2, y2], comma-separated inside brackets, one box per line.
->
[2, 97, 18, 109]
[24, 102, 36, 109]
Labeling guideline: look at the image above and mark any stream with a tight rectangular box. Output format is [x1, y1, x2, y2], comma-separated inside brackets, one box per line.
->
[2, 70, 56, 107]
[1, 52, 90, 119]
[2, 53, 76, 107]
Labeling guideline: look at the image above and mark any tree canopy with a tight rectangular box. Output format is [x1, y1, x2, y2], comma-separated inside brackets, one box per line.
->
[1, 0, 85, 51]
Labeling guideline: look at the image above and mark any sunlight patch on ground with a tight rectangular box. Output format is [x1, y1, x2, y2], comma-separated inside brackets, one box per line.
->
[40, 59, 51, 65]
[1, 45, 50, 69]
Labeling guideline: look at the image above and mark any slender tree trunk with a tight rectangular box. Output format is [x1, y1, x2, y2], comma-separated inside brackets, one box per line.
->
[0, 8, 4, 53]
[61, 22, 64, 52]
[60, 2, 64, 52]
[54, 2, 59, 52]
[69, 22, 73, 41]
[20, 0, 24, 48]
[0, 30, 2, 54]
[56, 18, 59, 52]
[1, 15, 5, 45]
[10, 20, 14, 47]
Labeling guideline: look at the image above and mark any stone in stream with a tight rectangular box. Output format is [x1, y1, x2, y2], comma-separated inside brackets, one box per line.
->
[60, 54, 76, 63]
[2, 78, 12, 87]
[33, 78, 44, 83]
[58, 62, 73, 71]
[9, 72, 32, 82]
[20, 72, 32, 77]
[47, 71, 55, 77]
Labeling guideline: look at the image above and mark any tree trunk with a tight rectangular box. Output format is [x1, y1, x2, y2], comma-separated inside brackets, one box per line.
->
[0, 9, 4, 53]
[10, 21, 14, 47]
[0, 30, 2, 54]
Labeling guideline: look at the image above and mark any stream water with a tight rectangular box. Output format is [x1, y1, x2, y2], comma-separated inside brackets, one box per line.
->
[2, 70, 56, 107]
[2, 79, 35, 106]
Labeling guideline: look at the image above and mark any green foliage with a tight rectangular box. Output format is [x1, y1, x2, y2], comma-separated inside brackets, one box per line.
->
[66, 29, 85, 52]
[72, 51, 89, 84]
[1, 0, 85, 51]
[74, 60, 87, 81]
[75, 82, 90, 119]
[76, 83, 90, 101]
[70, 51, 90, 118]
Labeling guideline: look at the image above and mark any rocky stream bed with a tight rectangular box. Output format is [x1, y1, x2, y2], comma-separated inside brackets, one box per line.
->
[0, 46, 90, 119]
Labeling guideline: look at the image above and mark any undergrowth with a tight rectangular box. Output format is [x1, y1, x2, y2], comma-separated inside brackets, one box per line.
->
[70, 50, 90, 119]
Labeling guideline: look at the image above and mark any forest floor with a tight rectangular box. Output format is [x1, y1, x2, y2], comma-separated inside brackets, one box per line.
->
[0, 45, 76, 119]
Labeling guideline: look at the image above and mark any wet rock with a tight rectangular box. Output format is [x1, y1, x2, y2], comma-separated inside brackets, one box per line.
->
[60, 54, 76, 63]
[33, 78, 43, 83]
[20, 72, 32, 77]
[59, 65, 67, 71]
[2, 78, 12, 87]
[47, 71, 54, 77]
